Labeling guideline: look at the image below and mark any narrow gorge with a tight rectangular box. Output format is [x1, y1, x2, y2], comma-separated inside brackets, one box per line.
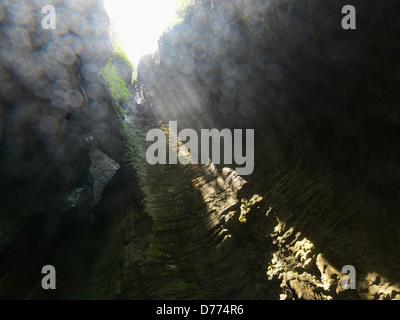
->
[0, 0, 400, 300]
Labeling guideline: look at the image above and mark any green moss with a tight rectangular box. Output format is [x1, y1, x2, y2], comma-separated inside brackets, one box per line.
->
[121, 122, 145, 168]
[113, 46, 134, 72]
[101, 58, 130, 116]
[108, 21, 136, 83]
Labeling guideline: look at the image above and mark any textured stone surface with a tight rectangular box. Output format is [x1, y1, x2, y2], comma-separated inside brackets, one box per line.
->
[0, 0, 121, 298]
[89, 147, 120, 205]
[136, 0, 400, 299]
[1, 0, 400, 300]
[116, 113, 261, 299]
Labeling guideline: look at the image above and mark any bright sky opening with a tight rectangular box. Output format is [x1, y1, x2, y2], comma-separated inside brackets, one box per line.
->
[103, 0, 179, 66]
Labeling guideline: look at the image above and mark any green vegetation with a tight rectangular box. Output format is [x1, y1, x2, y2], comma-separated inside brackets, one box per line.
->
[171, 0, 195, 26]
[121, 122, 145, 168]
[112, 45, 134, 72]
[103, 20, 143, 168]
[101, 20, 135, 119]
[108, 19, 135, 82]
[111, 45, 136, 85]
[101, 58, 130, 119]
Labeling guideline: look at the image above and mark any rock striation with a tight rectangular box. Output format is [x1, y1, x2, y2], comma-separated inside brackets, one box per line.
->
[0, 0, 399, 300]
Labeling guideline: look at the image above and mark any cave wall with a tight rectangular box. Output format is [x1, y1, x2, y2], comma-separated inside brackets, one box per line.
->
[136, 0, 400, 299]
[0, 0, 122, 298]
[0, 0, 399, 300]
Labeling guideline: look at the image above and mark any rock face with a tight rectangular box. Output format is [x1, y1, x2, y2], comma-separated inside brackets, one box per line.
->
[89, 147, 120, 205]
[134, 0, 400, 299]
[112, 116, 270, 299]
[1, 0, 400, 300]
[0, 0, 122, 297]
[111, 52, 133, 87]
